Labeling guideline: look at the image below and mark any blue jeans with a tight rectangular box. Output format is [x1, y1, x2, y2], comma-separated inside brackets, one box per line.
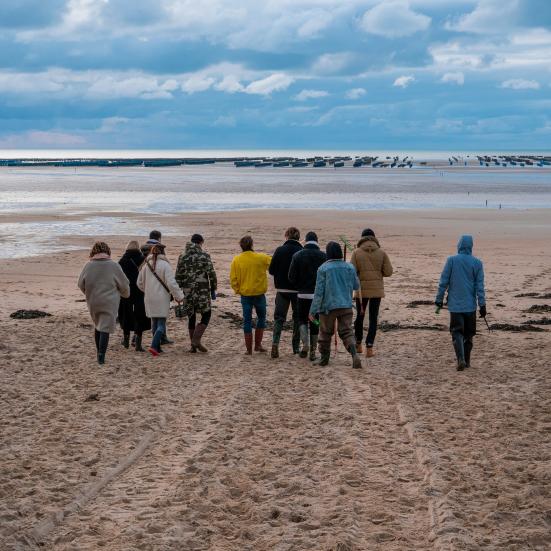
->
[151, 317, 166, 351]
[240, 295, 267, 333]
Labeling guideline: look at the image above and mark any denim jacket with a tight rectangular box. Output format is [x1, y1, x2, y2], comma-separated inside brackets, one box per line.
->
[310, 260, 360, 315]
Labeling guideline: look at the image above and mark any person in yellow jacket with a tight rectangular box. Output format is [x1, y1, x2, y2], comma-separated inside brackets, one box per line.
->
[230, 235, 272, 354]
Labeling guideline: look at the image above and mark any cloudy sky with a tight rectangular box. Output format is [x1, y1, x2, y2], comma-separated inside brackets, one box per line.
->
[0, 0, 550, 150]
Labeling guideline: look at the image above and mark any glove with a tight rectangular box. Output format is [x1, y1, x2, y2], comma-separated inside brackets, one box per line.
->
[435, 301, 443, 309]
[211, 290, 217, 301]
[479, 305, 487, 318]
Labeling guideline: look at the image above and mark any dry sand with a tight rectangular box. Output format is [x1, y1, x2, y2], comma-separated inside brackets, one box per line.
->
[1, 209, 550, 550]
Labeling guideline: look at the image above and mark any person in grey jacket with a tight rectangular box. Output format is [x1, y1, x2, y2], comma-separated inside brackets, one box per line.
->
[78, 241, 130, 365]
[435, 234, 487, 371]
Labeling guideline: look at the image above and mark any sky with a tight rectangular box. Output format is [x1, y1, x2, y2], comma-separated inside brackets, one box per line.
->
[0, 0, 550, 150]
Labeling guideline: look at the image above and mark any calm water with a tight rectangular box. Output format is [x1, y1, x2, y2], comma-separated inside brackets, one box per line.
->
[1, 163, 550, 257]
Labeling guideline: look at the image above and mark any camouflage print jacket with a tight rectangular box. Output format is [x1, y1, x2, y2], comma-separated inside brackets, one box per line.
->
[175, 242, 218, 315]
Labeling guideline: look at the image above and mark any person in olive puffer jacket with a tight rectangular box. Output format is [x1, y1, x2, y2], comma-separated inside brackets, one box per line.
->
[350, 228, 393, 357]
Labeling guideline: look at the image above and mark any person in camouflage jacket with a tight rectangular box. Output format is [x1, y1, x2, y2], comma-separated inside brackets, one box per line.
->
[175, 234, 217, 352]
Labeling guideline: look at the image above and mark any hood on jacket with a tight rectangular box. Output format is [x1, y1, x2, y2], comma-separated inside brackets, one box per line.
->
[357, 235, 381, 251]
[457, 235, 473, 255]
[184, 242, 202, 255]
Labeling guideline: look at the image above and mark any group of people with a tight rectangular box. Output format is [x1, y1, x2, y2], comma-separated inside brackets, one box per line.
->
[78, 226, 487, 371]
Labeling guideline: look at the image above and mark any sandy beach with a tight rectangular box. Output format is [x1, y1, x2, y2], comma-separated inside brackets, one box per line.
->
[1, 208, 550, 550]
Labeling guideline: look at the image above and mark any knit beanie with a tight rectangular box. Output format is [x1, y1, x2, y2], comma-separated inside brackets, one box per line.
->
[361, 228, 375, 237]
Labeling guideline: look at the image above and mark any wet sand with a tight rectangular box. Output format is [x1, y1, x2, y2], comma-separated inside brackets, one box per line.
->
[1, 209, 550, 550]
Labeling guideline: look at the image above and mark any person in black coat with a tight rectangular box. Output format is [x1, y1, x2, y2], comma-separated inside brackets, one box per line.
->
[268, 227, 303, 358]
[288, 231, 326, 360]
[118, 241, 150, 351]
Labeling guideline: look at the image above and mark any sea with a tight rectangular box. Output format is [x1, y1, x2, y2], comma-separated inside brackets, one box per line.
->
[1, 149, 550, 258]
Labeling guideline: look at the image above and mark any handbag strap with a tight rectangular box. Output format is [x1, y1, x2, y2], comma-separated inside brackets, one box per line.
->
[145, 260, 172, 296]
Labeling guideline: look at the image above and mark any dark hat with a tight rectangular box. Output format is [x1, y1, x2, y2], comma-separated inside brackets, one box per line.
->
[305, 231, 318, 242]
[326, 241, 343, 260]
[361, 228, 375, 237]
[191, 233, 204, 244]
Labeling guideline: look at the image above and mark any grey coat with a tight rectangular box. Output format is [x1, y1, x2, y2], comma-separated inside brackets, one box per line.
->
[78, 258, 130, 333]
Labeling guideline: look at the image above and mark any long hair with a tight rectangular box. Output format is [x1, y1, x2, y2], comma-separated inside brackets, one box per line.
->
[89, 241, 111, 258]
[150, 244, 165, 270]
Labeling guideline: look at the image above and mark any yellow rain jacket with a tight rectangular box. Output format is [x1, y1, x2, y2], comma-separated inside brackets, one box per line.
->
[230, 251, 272, 296]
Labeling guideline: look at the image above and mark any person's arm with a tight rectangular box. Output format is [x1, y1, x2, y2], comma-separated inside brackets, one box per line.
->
[77, 265, 87, 293]
[264, 254, 272, 271]
[350, 250, 359, 273]
[163, 262, 184, 302]
[382, 252, 393, 277]
[136, 265, 146, 292]
[309, 268, 326, 315]
[435, 257, 452, 306]
[230, 258, 240, 294]
[268, 249, 279, 275]
[174, 254, 185, 288]
[206, 254, 217, 292]
[352, 267, 360, 291]
[475, 260, 486, 307]
[288, 254, 298, 287]
[115, 264, 130, 298]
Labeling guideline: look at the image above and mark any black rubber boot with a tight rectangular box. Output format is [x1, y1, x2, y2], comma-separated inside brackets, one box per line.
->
[452, 331, 467, 371]
[122, 332, 130, 349]
[135, 332, 145, 352]
[347, 344, 363, 369]
[464, 338, 473, 368]
[97, 331, 109, 365]
[315, 351, 330, 367]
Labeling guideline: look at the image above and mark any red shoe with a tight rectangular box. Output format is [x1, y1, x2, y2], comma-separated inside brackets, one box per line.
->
[148, 347, 160, 357]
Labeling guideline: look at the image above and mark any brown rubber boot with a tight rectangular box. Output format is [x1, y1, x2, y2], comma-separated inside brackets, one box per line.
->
[191, 323, 208, 353]
[244, 333, 253, 355]
[254, 328, 267, 352]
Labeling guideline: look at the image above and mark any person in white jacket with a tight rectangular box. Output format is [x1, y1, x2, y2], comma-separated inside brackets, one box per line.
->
[137, 244, 184, 356]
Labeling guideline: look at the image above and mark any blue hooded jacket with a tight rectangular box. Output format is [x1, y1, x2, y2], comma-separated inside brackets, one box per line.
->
[310, 260, 360, 315]
[436, 235, 485, 313]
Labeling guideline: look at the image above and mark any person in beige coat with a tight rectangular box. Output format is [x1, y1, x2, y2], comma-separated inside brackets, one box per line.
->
[78, 241, 130, 365]
[137, 244, 184, 356]
[350, 228, 393, 357]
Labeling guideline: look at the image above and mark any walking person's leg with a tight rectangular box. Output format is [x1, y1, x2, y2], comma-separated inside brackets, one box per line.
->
[450, 313, 467, 370]
[290, 294, 300, 354]
[97, 332, 110, 365]
[254, 295, 267, 352]
[463, 312, 477, 368]
[297, 297, 310, 358]
[271, 292, 290, 358]
[188, 312, 197, 352]
[149, 317, 166, 356]
[191, 310, 211, 353]
[135, 331, 144, 352]
[308, 299, 320, 362]
[365, 297, 382, 357]
[316, 311, 336, 366]
[94, 329, 100, 353]
[337, 308, 362, 369]
[354, 298, 368, 352]
[241, 296, 254, 354]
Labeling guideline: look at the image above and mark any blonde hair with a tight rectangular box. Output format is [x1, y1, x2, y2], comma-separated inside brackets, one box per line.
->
[126, 240, 140, 251]
[90, 241, 111, 258]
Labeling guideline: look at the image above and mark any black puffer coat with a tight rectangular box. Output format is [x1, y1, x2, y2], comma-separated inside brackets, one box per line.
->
[118, 249, 150, 333]
[269, 239, 303, 290]
[288, 243, 327, 295]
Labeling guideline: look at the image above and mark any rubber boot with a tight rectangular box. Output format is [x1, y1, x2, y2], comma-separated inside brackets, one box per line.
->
[314, 350, 330, 367]
[299, 324, 309, 358]
[452, 331, 467, 371]
[97, 331, 109, 365]
[271, 320, 283, 358]
[348, 344, 363, 369]
[192, 323, 208, 353]
[135, 332, 145, 352]
[188, 328, 196, 353]
[292, 318, 301, 355]
[255, 328, 267, 352]
[309, 334, 318, 361]
[122, 332, 130, 349]
[464, 338, 473, 368]
[244, 333, 253, 355]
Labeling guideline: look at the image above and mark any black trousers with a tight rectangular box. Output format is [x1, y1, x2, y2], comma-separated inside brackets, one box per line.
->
[297, 297, 319, 336]
[354, 297, 382, 346]
[273, 292, 300, 349]
[449, 312, 476, 364]
[189, 310, 212, 331]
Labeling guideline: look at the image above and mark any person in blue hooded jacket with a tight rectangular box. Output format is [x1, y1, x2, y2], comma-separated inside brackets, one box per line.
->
[435, 235, 487, 371]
